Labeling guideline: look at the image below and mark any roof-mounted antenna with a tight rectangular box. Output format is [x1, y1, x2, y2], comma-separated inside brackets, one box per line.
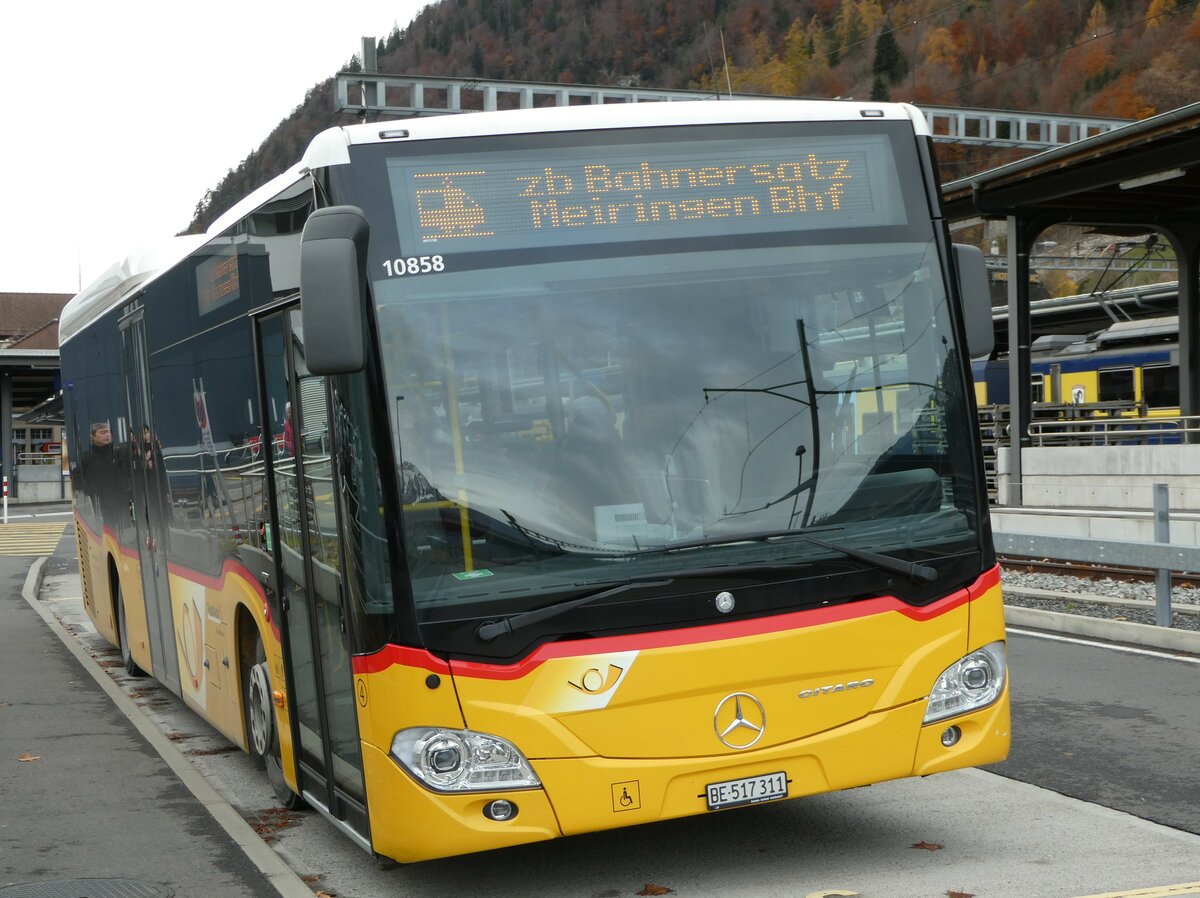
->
[702, 22, 721, 100]
[358, 36, 378, 123]
[720, 29, 733, 99]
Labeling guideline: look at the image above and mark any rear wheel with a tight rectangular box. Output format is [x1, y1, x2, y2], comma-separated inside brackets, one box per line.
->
[245, 641, 271, 770]
[243, 634, 305, 809]
[115, 579, 146, 677]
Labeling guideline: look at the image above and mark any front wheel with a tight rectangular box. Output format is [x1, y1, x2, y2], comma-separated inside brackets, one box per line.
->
[243, 636, 305, 809]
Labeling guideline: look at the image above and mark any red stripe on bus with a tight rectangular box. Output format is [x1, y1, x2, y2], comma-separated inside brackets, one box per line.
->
[355, 566, 1002, 681]
[353, 645, 453, 676]
[74, 512, 279, 640]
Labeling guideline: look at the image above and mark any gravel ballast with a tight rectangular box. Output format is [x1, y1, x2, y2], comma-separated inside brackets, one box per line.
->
[1000, 567, 1200, 633]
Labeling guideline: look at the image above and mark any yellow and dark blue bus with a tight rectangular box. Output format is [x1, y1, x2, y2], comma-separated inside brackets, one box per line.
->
[61, 99, 1008, 864]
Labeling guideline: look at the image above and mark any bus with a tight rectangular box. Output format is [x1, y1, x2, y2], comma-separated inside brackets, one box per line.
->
[61, 99, 1007, 864]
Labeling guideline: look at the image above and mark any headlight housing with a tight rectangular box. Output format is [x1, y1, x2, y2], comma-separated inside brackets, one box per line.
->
[923, 641, 1006, 724]
[390, 727, 541, 792]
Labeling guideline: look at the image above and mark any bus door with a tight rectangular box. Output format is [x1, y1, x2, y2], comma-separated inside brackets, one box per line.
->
[253, 304, 369, 845]
[118, 307, 181, 694]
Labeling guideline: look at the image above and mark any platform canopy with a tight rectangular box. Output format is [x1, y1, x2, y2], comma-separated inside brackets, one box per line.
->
[942, 102, 1200, 501]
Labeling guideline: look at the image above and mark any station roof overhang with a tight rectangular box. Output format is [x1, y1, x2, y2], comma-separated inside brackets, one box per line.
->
[943, 101, 1200, 226]
[18, 389, 64, 426]
[0, 348, 61, 413]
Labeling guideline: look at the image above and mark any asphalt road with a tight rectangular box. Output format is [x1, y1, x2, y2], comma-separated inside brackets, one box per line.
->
[995, 628, 1200, 835]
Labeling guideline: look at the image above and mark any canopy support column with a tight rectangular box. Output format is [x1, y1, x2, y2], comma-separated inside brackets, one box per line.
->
[1004, 216, 1034, 506]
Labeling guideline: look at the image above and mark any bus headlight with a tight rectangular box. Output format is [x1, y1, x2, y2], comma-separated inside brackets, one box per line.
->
[923, 641, 1006, 724]
[390, 727, 541, 792]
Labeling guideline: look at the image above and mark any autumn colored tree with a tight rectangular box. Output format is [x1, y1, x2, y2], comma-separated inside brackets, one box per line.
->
[185, 0, 1200, 234]
[1146, 0, 1178, 27]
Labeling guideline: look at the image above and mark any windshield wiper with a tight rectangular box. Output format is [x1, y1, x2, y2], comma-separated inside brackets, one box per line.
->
[646, 528, 937, 584]
[476, 578, 674, 642]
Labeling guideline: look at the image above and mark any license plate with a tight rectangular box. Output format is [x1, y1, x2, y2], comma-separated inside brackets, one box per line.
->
[705, 771, 788, 811]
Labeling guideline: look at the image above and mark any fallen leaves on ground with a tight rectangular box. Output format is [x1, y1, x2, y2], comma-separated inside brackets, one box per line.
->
[185, 746, 239, 757]
[637, 885, 674, 896]
[247, 807, 303, 836]
[912, 841, 944, 851]
[947, 891, 975, 898]
[18, 752, 41, 762]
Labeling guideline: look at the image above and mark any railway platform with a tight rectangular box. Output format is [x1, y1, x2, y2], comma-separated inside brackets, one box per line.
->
[0, 550, 309, 898]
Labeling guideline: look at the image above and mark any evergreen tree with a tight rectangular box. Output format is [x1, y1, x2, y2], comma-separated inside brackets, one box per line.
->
[872, 24, 907, 85]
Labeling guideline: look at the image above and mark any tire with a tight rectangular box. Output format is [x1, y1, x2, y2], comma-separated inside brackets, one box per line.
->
[245, 640, 272, 770]
[244, 634, 305, 809]
[116, 580, 146, 677]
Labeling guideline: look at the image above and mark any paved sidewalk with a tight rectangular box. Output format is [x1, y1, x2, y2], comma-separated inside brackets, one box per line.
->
[0, 553, 305, 898]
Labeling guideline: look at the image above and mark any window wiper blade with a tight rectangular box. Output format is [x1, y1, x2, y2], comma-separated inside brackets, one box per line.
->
[476, 531, 936, 642]
[644, 528, 937, 584]
[476, 578, 674, 642]
[801, 534, 938, 584]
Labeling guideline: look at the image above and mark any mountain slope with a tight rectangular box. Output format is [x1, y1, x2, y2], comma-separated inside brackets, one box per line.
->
[187, 0, 1200, 232]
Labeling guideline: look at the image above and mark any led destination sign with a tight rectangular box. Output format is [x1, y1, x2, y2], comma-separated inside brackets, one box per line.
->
[387, 134, 906, 253]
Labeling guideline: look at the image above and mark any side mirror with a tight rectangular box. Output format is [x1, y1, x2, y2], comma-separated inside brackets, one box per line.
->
[952, 243, 994, 360]
[300, 206, 369, 374]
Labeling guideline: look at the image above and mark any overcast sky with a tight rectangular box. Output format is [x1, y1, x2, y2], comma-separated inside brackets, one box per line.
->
[1, 1, 429, 295]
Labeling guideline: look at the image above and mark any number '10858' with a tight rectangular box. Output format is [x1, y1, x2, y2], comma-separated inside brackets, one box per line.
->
[382, 255, 445, 277]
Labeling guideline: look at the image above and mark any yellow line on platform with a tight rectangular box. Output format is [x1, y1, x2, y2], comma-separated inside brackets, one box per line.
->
[0, 522, 68, 556]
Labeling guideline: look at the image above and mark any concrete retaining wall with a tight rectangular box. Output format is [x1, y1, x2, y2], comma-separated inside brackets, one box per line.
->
[11, 464, 70, 503]
[992, 446, 1200, 545]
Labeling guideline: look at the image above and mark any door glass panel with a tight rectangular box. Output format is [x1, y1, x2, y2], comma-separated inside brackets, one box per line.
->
[121, 313, 179, 694]
[259, 308, 366, 819]
[288, 310, 366, 806]
[260, 314, 325, 777]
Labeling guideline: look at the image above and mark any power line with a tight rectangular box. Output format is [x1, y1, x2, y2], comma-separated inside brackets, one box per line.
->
[930, 0, 1200, 102]
[842, 0, 979, 56]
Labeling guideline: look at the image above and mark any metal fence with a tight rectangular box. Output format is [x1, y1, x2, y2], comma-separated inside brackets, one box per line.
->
[995, 483, 1196, 628]
[1028, 414, 1200, 446]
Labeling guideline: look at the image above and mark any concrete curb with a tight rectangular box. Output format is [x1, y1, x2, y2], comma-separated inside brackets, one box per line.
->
[1005, 604, 1200, 654]
[21, 558, 316, 898]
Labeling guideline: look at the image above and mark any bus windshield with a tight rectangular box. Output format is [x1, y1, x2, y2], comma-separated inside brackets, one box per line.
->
[348, 122, 983, 634]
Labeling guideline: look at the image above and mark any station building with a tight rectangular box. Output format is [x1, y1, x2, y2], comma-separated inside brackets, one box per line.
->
[944, 101, 1200, 546]
[0, 292, 71, 502]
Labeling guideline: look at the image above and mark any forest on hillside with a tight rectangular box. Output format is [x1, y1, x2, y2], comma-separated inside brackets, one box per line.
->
[187, 0, 1200, 232]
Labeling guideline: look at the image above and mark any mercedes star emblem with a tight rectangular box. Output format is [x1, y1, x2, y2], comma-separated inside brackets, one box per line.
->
[713, 692, 766, 749]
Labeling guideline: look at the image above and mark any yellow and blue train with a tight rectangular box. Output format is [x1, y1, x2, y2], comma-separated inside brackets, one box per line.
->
[973, 314, 1180, 416]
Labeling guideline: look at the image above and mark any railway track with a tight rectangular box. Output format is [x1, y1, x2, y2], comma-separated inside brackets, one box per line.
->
[997, 554, 1200, 587]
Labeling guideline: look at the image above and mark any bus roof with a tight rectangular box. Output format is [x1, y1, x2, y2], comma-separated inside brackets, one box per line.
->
[302, 99, 929, 168]
[60, 162, 309, 346]
[61, 99, 927, 347]
[58, 234, 211, 346]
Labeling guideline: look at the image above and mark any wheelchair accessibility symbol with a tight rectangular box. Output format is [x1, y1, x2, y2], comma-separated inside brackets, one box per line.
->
[611, 780, 641, 812]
